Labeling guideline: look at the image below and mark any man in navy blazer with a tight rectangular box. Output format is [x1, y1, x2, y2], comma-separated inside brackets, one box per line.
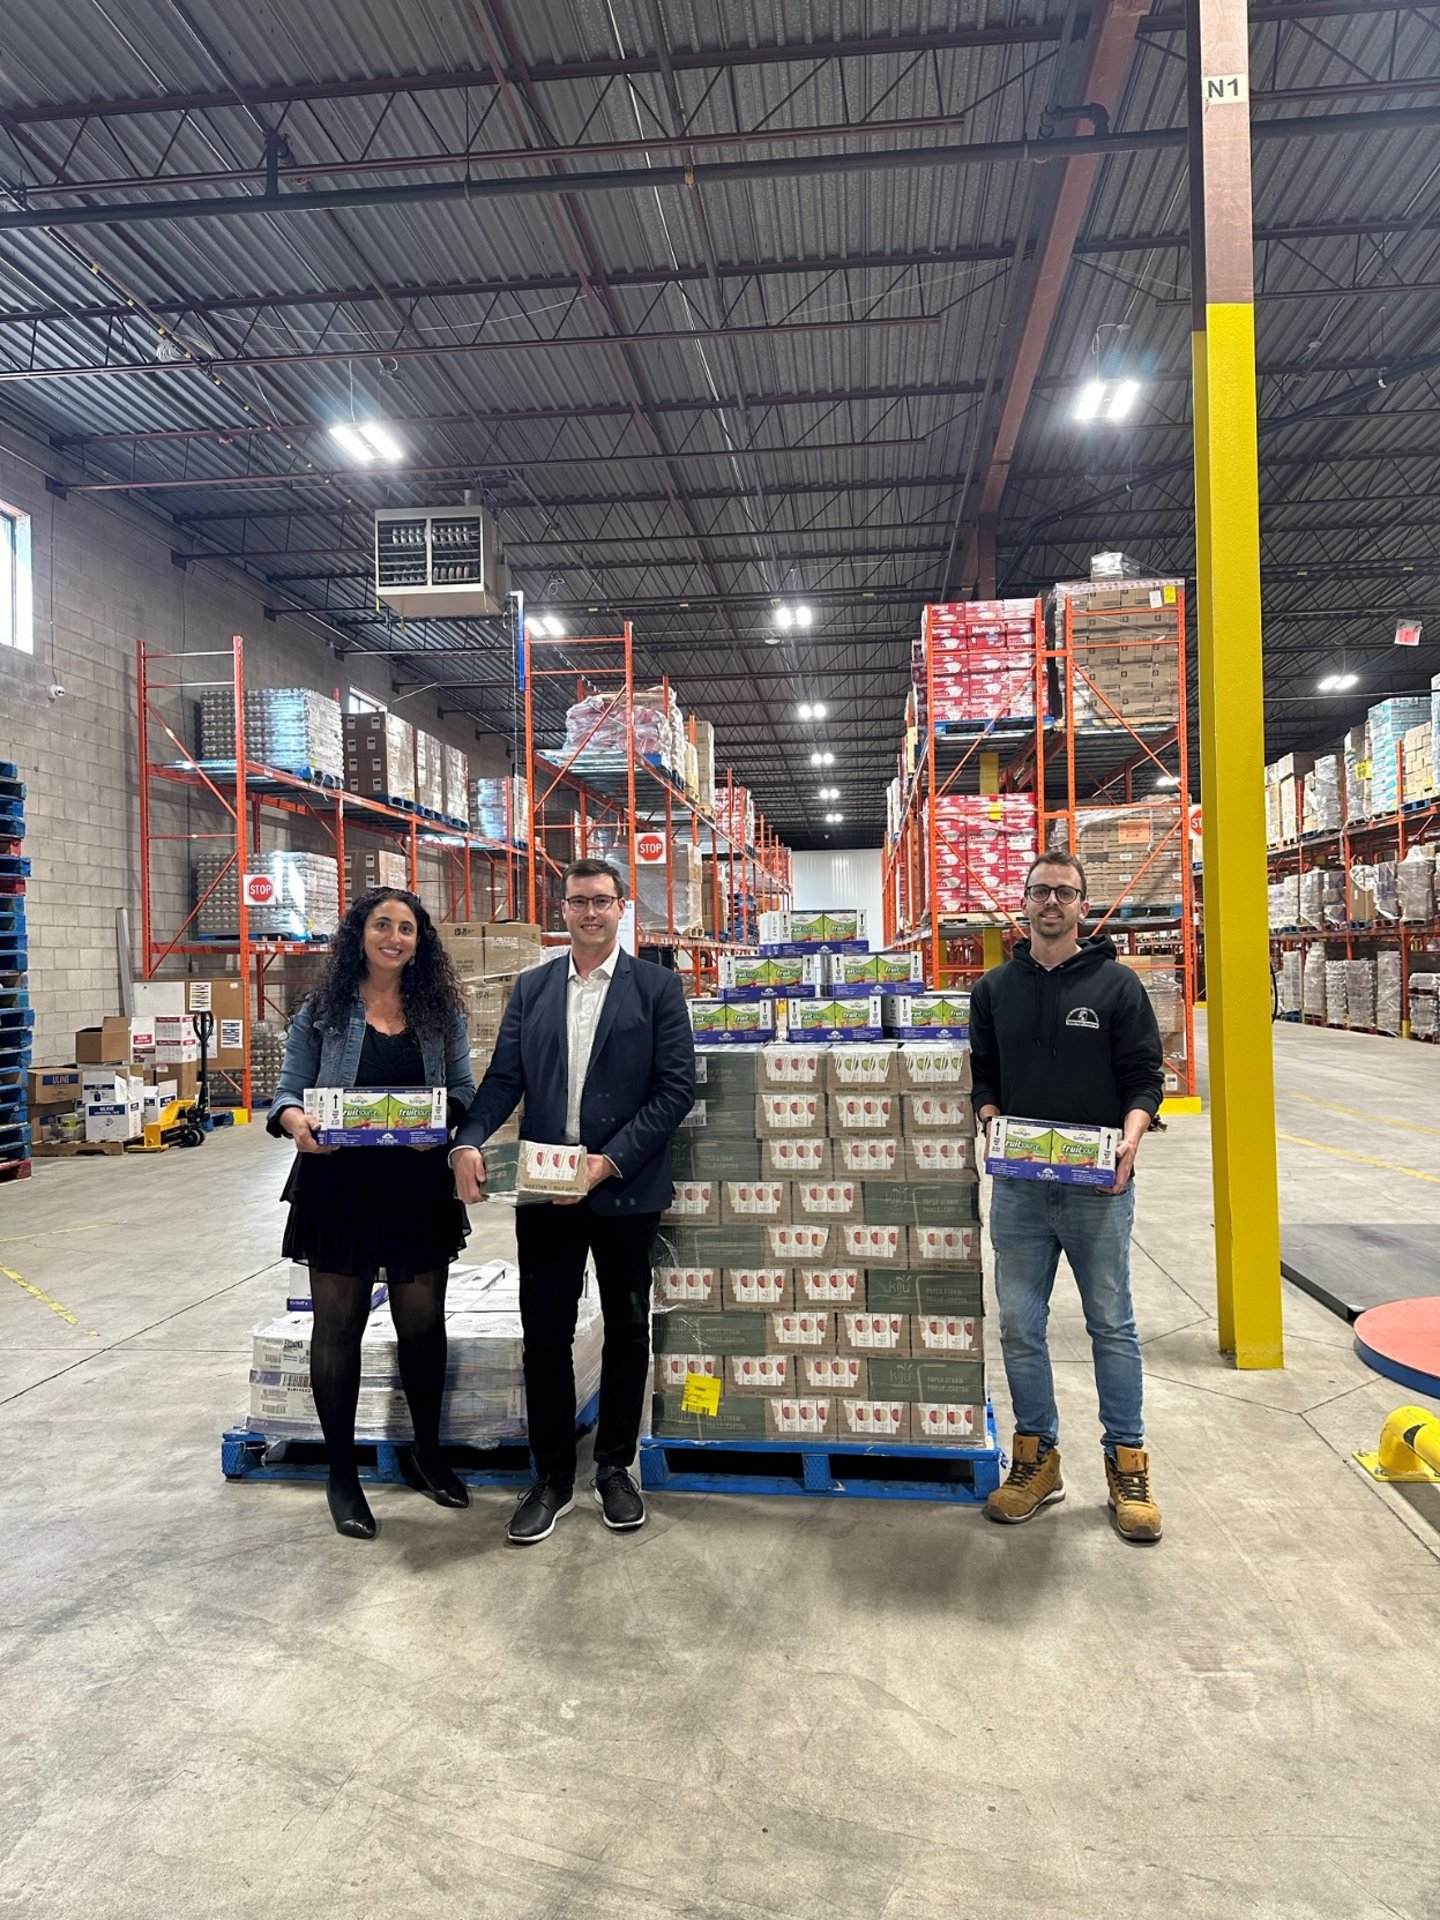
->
[451, 858, 695, 1544]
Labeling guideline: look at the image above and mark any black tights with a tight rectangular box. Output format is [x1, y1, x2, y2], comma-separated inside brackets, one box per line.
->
[309, 1267, 450, 1491]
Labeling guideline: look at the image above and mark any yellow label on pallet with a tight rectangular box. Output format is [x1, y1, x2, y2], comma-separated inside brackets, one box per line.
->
[680, 1372, 721, 1416]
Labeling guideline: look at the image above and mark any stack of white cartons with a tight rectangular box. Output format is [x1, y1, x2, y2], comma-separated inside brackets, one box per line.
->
[1346, 958, 1377, 1029]
[246, 1261, 604, 1443]
[1377, 950, 1404, 1034]
[1408, 975, 1440, 1040]
[1302, 947, 1327, 1019]
[1398, 846, 1436, 922]
[1279, 951, 1302, 1015]
[195, 849, 339, 938]
[442, 746, 470, 825]
[1344, 725, 1371, 823]
[471, 775, 529, 845]
[1324, 960, 1348, 1028]
[1298, 868, 1344, 928]
[199, 687, 345, 779]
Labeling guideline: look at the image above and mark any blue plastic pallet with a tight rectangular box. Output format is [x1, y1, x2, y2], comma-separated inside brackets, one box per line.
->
[638, 1404, 1004, 1505]
[0, 1007, 34, 1033]
[0, 762, 16, 781]
[0, 857, 30, 880]
[222, 1391, 602, 1489]
[0, 986, 28, 1010]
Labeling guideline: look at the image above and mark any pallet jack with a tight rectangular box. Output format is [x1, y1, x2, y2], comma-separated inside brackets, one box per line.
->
[131, 1009, 214, 1152]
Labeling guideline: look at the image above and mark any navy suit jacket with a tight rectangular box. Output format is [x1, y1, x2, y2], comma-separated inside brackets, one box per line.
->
[456, 949, 696, 1215]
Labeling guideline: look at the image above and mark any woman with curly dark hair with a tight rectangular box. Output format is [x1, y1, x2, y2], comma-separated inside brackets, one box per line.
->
[268, 887, 475, 1540]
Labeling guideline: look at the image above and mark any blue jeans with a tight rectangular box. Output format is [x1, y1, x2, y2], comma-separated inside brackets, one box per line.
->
[987, 1177, 1144, 1455]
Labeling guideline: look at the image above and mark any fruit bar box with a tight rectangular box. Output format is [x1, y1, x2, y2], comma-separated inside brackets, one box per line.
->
[799, 1353, 868, 1395]
[824, 1043, 901, 1094]
[835, 1400, 910, 1444]
[987, 1115, 1120, 1188]
[908, 1224, 982, 1268]
[651, 1310, 770, 1354]
[882, 993, 971, 1041]
[766, 1221, 835, 1265]
[672, 1134, 761, 1180]
[517, 1141, 588, 1195]
[903, 1091, 974, 1133]
[794, 1176, 863, 1220]
[662, 1178, 720, 1225]
[757, 1044, 826, 1088]
[826, 951, 923, 997]
[785, 996, 884, 1040]
[867, 1355, 986, 1407]
[687, 999, 779, 1043]
[913, 1402, 987, 1448]
[727, 1354, 796, 1395]
[866, 1268, 985, 1315]
[828, 1090, 903, 1135]
[718, 954, 824, 1000]
[308, 1086, 447, 1147]
[838, 1310, 911, 1357]
[859, 1179, 977, 1227]
[720, 1179, 792, 1224]
[756, 1090, 828, 1136]
[761, 1135, 832, 1180]
[795, 1264, 864, 1310]
[724, 1267, 795, 1310]
[898, 1043, 973, 1092]
[757, 908, 869, 954]
[905, 1134, 977, 1182]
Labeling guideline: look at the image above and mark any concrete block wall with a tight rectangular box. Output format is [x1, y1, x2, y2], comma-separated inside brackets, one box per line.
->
[0, 428, 513, 1062]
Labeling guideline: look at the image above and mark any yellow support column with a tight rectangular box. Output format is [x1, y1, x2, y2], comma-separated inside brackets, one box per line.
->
[980, 750, 1004, 971]
[1188, 2, 1283, 1367]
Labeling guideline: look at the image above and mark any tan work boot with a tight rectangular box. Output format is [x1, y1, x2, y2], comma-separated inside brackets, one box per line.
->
[985, 1434, 1064, 1524]
[1105, 1445, 1163, 1542]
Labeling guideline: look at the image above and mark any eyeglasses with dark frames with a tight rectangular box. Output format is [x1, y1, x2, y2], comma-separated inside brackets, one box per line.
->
[1023, 884, 1083, 905]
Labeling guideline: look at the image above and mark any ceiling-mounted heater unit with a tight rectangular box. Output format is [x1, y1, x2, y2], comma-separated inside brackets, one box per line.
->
[374, 506, 510, 617]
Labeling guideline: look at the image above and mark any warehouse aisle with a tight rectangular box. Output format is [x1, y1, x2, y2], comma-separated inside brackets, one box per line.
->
[3, 1025, 1438, 1920]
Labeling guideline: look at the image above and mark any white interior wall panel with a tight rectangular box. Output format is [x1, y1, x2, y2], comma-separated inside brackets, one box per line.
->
[791, 848, 884, 932]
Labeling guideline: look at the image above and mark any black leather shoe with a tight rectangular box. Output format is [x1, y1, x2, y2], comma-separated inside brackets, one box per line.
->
[594, 1465, 646, 1531]
[326, 1477, 377, 1540]
[401, 1447, 470, 1508]
[507, 1480, 575, 1544]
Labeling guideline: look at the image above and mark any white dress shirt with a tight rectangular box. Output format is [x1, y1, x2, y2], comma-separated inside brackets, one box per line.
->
[564, 945, 618, 1146]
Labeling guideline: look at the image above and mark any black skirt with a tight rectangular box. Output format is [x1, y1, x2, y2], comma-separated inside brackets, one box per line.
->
[279, 1021, 470, 1284]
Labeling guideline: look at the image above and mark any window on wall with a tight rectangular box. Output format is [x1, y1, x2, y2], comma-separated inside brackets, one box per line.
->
[1, 502, 34, 654]
[346, 689, 385, 714]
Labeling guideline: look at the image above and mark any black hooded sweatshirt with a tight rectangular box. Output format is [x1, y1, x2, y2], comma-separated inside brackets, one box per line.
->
[968, 933, 1164, 1129]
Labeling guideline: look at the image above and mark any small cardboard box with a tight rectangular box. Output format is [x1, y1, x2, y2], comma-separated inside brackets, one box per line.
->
[660, 1224, 766, 1268]
[81, 1065, 133, 1103]
[673, 1131, 760, 1177]
[905, 1134, 976, 1182]
[756, 1090, 827, 1136]
[785, 996, 884, 1038]
[799, 1353, 866, 1395]
[833, 1135, 902, 1177]
[28, 1066, 81, 1108]
[835, 1399, 910, 1443]
[838, 1311, 911, 1357]
[309, 1086, 449, 1148]
[764, 1398, 835, 1440]
[794, 1177, 862, 1219]
[825, 1044, 901, 1095]
[652, 1267, 723, 1311]
[654, 1352, 724, 1393]
[718, 953, 824, 999]
[909, 1224, 982, 1267]
[770, 1308, 835, 1351]
[829, 1091, 903, 1135]
[756, 1044, 825, 1088]
[725, 1267, 794, 1310]
[795, 1265, 863, 1309]
[882, 993, 971, 1039]
[762, 1136, 832, 1180]
[694, 1048, 762, 1095]
[898, 1043, 973, 1092]
[904, 1092, 974, 1133]
[867, 1356, 986, 1406]
[987, 1115, 1120, 1188]
[74, 1018, 133, 1064]
[913, 1313, 981, 1355]
[913, 1402, 986, 1447]
[858, 1179, 966, 1227]
[759, 908, 868, 950]
[662, 1179, 720, 1224]
[727, 1354, 795, 1395]
[721, 1179, 792, 1224]
[841, 1223, 907, 1268]
[650, 1391, 768, 1442]
[84, 1100, 140, 1143]
[865, 1268, 985, 1315]
[765, 1222, 834, 1265]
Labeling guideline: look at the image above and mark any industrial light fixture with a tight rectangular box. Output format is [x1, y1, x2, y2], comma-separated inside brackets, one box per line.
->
[817, 785, 840, 800]
[810, 750, 835, 767]
[329, 419, 404, 463]
[525, 614, 566, 638]
[824, 811, 845, 824]
[1155, 773, 1180, 789]
[1318, 670, 1359, 692]
[1073, 378, 1142, 423]
[797, 701, 828, 721]
[774, 603, 815, 630]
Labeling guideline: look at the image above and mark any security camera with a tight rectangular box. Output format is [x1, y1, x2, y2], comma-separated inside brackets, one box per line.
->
[47, 683, 65, 701]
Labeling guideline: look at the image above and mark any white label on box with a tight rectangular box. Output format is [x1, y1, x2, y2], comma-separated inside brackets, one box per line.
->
[910, 1095, 968, 1128]
[798, 1268, 861, 1306]
[770, 1225, 828, 1260]
[829, 1048, 896, 1086]
[731, 1269, 788, 1307]
[668, 1182, 714, 1216]
[657, 1354, 720, 1388]
[771, 1311, 831, 1348]
[726, 1181, 786, 1216]
[770, 1399, 830, 1438]
[842, 1313, 906, 1351]
[916, 1403, 978, 1441]
[914, 1226, 979, 1264]
[761, 1093, 822, 1130]
[655, 1268, 717, 1305]
[803, 1355, 862, 1391]
[768, 1138, 826, 1173]
[843, 1225, 903, 1262]
[839, 1401, 906, 1439]
[763, 1047, 823, 1085]
[798, 1181, 857, 1214]
[729, 1355, 788, 1391]
[910, 1136, 971, 1174]
[916, 1316, 979, 1353]
[838, 1137, 899, 1173]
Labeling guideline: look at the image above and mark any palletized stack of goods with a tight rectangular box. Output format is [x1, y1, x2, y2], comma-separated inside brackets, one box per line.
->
[1398, 846, 1436, 921]
[915, 600, 1043, 728]
[344, 711, 416, 806]
[441, 745, 470, 825]
[1051, 578, 1182, 727]
[1346, 958, 1377, 1029]
[438, 919, 544, 1108]
[1049, 801, 1183, 910]
[470, 774, 529, 844]
[928, 793, 1037, 917]
[1344, 725, 1371, 823]
[1298, 868, 1344, 928]
[561, 686, 685, 772]
[714, 782, 756, 849]
[1117, 955, 1186, 1073]
[247, 1262, 603, 1443]
[249, 1021, 287, 1099]
[1367, 698, 1431, 816]
[1402, 722, 1436, 803]
[1302, 754, 1344, 833]
[651, 1042, 985, 1448]
[343, 847, 408, 902]
[691, 719, 716, 811]
[199, 687, 345, 779]
[413, 729, 445, 814]
[1280, 951, 1303, 1015]
[1302, 947, 1327, 1019]
[880, 991, 970, 1040]
[1408, 974, 1440, 1040]
[1324, 960, 1349, 1028]
[0, 760, 31, 1177]
[1377, 950, 1403, 1033]
[1269, 873, 1300, 929]
[616, 838, 704, 936]
[195, 849, 339, 938]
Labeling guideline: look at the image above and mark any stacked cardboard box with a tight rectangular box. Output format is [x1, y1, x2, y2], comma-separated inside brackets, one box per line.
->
[929, 793, 1037, 918]
[1302, 947, 1327, 1019]
[1344, 725, 1372, 824]
[1051, 578, 1182, 727]
[343, 711, 416, 806]
[1050, 802, 1183, 909]
[441, 745, 470, 825]
[617, 838, 704, 936]
[1298, 868, 1345, 928]
[343, 847, 408, 903]
[199, 687, 344, 779]
[470, 774, 529, 845]
[1346, 958, 1377, 1029]
[438, 921, 544, 1124]
[652, 1042, 986, 1448]
[1324, 960, 1348, 1028]
[247, 1261, 603, 1443]
[413, 729, 445, 814]
[132, 977, 246, 1079]
[1269, 752, 1316, 845]
[1279, 951, 1302, 1015]
[691, 719, 716, 811]
[195, 849, 339, 939]
[1367, 698, 1431, 816]
[1402, 723, 1436, 804]
[1398, 846, 1436, 922]
[1408, 974, 1440, 1039]
[714, 783, 756, 849]
[1116, 955, 1186, 1075]
[1378, 951, 1404, 1033]
[1302, 754, 1344, 834]
[915, 599, 1043, 728]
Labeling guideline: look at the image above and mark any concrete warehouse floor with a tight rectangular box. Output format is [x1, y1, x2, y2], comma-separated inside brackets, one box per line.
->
[3, 1016, 1438, 1920]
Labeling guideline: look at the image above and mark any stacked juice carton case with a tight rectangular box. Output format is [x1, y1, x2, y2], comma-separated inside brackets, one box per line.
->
[651, 1041, 986, 1450]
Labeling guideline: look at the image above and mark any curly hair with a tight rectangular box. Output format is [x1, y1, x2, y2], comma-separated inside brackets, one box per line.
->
[307, 887, 464, 1039]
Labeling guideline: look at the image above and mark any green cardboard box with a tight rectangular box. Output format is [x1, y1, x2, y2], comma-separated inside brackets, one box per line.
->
[649, 1391, 769, 1441]
[859, 1179, 977, 1226]
[864, 1269, 985, 1315]
[672, 1134, 763, 1180]
[867, 1356, 986, 1405]
[655, 1224, 767, 1268]
[650, 1310, 771, 1355]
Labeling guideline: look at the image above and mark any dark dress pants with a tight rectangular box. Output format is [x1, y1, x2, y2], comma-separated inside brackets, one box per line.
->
[514, 1201, 660, 1486]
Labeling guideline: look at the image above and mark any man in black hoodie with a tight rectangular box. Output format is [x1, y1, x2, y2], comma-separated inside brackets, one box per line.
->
[969, 851, 1165, 1542]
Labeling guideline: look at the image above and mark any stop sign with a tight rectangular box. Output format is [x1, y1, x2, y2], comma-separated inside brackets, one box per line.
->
[636, 834, 666, 864]
[243, 872, 276, 906]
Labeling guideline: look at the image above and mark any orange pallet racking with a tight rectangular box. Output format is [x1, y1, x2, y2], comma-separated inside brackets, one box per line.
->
[137, 634, 522, 1113]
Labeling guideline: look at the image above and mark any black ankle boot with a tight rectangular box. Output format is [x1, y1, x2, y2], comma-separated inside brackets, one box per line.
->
[326, 1475, 377, 1539]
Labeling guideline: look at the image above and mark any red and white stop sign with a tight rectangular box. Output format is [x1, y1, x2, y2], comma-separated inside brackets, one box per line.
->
[243, 872, 276, 906]
[1188, 805, 1203, 843]
[636, 834, 666, 864]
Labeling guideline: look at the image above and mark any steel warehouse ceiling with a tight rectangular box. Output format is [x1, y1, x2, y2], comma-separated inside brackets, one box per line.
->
[1, 1, 1438, 845]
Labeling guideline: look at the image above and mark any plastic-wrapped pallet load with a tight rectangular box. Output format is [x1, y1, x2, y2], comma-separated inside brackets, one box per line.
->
[1049, 802, 1182, 909]
[1403, 723, 1437, 804]
[930, 793, 1036, 917]
[1408, 974, 1440, 1040]
[1366, 697, 1431, 816]
[1346, 958, 1377, 1030]
[195, 849, 339, 939]
[344, 711, 416, 805]
[1398, 845, 1436, 922]
[917, 599, 1044, 728]
[199, 687, 345, 779]
[1302, 947, 1327, 1020]
[691, 719, 716, 811]
[1298, 867, 1345, 928]
[1377, 950, 1403, 1034]
[1305, 755, 1343, 834]
[1049, 575, 1182, 727]
[1324, 960, 1348, 1028]
[616, 838, 704, 937]
[714, 782, 756, 849]
[441, 745, 470, 825]
[247, 1262, 604, 1443]
[471, 774, 529, 845]
[1280, 950, 1302, 1015]
[248, 1022, 287, 1099]
[413, 729, 445, 814]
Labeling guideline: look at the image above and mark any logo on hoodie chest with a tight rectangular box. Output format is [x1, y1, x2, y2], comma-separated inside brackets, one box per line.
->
[1065, 1006, 1100, 1030]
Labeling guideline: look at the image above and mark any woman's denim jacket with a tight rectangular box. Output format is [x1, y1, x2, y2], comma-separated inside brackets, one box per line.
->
[266, 994, 475, 1136]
